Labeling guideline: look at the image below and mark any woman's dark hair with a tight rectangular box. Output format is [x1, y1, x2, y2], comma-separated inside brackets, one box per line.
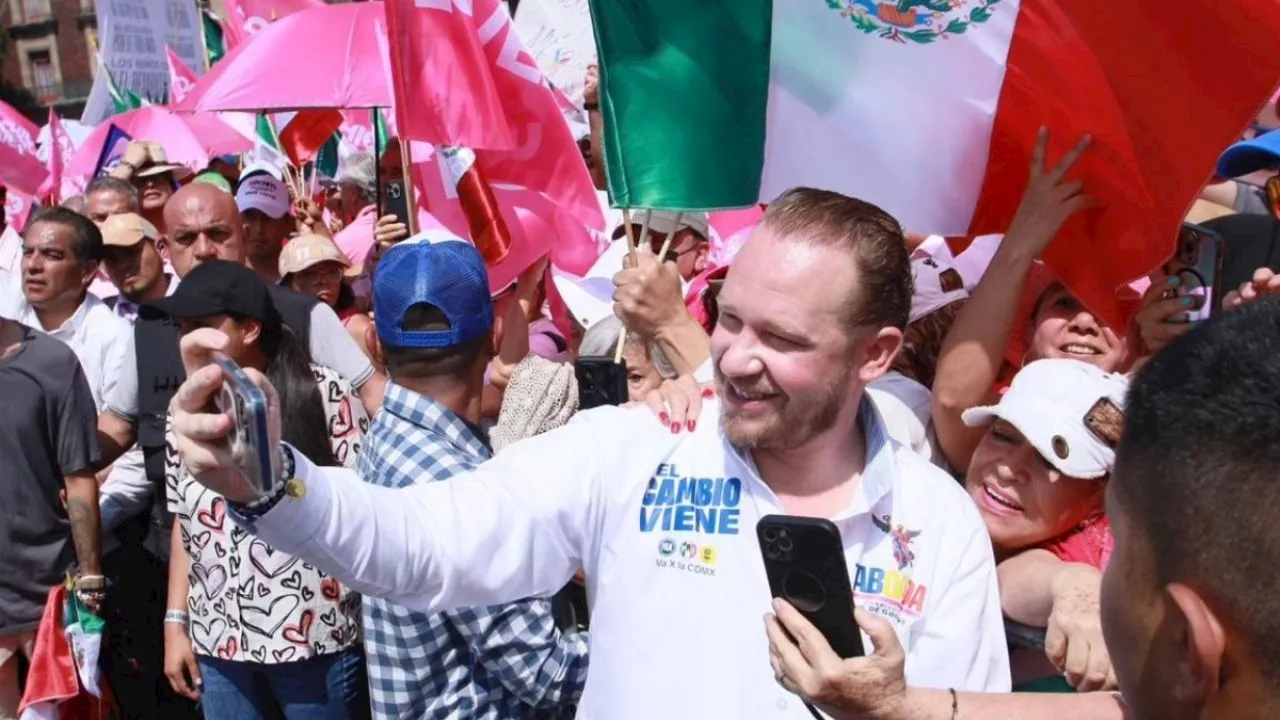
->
[891, 298, 967, 388]
[335, 282, 357, 314]
[260, 322, 338, 467]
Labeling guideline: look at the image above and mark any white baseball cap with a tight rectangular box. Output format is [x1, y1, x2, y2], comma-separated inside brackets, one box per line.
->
[962, 358, 1129, 479]
[909, 234, 1001, 323]
[236, 173, 290, 220]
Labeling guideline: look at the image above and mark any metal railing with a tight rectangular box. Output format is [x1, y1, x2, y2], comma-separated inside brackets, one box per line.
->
[29, 79, 95, 105]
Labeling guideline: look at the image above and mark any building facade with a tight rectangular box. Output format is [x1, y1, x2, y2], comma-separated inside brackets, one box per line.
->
[1, 0, 97, 119]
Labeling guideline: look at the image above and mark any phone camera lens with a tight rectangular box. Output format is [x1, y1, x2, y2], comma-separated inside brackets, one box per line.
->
[778, 536, 794, 553]
[763, 528, 778, 543]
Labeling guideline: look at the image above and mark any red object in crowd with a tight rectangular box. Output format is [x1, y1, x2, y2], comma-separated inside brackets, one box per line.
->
[966, 0, 1280, 331]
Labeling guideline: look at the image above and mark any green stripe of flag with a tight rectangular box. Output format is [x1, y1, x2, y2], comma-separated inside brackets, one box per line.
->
[588, 0, 772, 211]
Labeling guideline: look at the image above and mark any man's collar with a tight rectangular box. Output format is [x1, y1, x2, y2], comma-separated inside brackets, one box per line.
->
[26, 292, 98, 335]
[724, 396, 899, 520]
[382, 382, 491, 457]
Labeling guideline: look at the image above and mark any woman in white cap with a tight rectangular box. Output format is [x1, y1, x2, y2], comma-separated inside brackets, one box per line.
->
[960, 358, 1128, 694]
[279, 234, 376, 365]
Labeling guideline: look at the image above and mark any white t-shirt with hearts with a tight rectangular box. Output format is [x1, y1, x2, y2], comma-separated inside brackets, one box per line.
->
[166, 363, 370, 663]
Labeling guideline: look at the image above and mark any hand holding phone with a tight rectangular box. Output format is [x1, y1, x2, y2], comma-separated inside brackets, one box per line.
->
[211, 352, 276, 498]
[757, 515, 864, 659]
[1164, 224, 1225, 323]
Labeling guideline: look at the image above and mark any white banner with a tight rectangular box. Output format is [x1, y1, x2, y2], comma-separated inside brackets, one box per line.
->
[82, 0, 204, 124]
[512, 0, 595, 106]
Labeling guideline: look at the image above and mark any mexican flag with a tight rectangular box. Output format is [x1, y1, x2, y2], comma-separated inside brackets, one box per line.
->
[590, 0, 1280, 327]
[18, 584, 116, 720]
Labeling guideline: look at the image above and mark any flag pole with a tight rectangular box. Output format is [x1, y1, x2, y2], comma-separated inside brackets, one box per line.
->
[195, 1, 212, 72]
[656, 212, 684, 259]
[614, 208, 654, 365]
[399, 138, 418, 236]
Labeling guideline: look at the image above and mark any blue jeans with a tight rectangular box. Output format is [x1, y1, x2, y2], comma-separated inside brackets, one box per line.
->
[197, 648, 370, 720]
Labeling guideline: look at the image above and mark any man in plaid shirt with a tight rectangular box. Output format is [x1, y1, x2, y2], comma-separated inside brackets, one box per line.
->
[357, 236, 588, 719]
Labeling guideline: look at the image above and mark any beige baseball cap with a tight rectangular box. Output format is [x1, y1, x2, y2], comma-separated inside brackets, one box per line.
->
[279, 234, 355, 279]
[100, 212, 159, 247]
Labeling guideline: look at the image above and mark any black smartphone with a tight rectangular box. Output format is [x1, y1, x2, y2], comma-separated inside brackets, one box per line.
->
[382, 179, 411, 229]
[757, 515, 864, 659]
[1165, 223, 1225, 322]
[575, 356, 629, 410]
[211, 352, 275, 497]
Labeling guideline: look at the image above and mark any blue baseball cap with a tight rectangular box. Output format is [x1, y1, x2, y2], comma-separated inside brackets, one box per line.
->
[373, 232, 494, 350]
[1216, 130, 1280, 179]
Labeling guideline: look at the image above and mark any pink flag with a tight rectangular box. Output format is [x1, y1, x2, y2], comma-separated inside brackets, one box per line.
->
[384, 0, 512, 151]
[166, 45, 199, 107]
[472, 0, 603, 231]
[37, 110, 66, 203]
[222, 0, 322, 49]
[0, 100, 48, 197]
[413, 143, 603, 286]
[4, 192, 35, 236]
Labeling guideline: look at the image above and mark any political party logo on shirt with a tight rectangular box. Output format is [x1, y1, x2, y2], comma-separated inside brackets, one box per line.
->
[873, 514, 921, 570]
[640, 463, 743, 536]
[679, 541, 698, 560]
[655, 538, 719, 578]
[853, 564, 929, 623]
[829, 0, 1002, 45]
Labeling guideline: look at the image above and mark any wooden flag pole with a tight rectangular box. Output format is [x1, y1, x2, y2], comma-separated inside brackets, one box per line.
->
[614, 208, 655, 364]
[656, 212, 684, 259]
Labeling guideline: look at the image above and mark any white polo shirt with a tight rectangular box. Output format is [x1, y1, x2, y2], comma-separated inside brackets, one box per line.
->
[250, 399, 1010, 718]
[0, 287, 131, 409]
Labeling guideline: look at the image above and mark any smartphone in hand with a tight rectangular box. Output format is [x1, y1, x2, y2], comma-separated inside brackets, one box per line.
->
[211, 352, 275, 497]
[1166, 223, 1225, 323]
[575, 357, 629, 409]
[757, 515, 864, 659]
[382, 179, 411, 230]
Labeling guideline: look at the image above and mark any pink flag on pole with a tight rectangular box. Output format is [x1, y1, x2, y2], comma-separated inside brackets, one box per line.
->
[472, 0, 603, 231]
[384, 0, 512, 150]
[166, 45, 199, 107]
[221, 0, 322, 49]
[0, 100, 48, 197]
[38, 110, 66, 203]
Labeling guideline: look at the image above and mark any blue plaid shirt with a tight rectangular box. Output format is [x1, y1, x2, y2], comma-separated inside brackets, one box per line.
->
[358, 383, 589, 719]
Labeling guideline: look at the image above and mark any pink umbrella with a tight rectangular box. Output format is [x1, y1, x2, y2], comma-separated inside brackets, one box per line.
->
[65, 106, 253, 179]
[178, 2, 391, 112]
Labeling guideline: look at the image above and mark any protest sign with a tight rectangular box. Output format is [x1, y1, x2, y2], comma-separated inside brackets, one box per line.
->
[82, 0, 204, 124]
[512, 0, 595, 106]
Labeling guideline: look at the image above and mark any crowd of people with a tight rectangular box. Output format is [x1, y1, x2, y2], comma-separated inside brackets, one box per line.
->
[4, 26, 1280, 720]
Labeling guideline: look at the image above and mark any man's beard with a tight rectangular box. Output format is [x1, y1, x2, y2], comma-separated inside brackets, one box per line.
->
[716, 365, 852, 451]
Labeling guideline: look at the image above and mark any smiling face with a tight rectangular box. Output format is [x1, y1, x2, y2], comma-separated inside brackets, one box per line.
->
[1028, 284, 1128, 371]
[964, 419, 1106, 555]
[711, 226, 865, 450]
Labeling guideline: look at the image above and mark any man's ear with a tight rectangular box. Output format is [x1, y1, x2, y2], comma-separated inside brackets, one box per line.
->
[1166, 582, 1226, 704]
[156, 237, 171, 262]
[692, 242, 710, 273]
[366, 324, 386, 370]
[856, 326, 904, 385]
[80, 259, 101, 287]
[489, 314, 505, 358]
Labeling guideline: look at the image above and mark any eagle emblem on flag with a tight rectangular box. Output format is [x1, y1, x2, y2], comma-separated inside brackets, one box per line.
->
[827, 0, 1002, 44]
